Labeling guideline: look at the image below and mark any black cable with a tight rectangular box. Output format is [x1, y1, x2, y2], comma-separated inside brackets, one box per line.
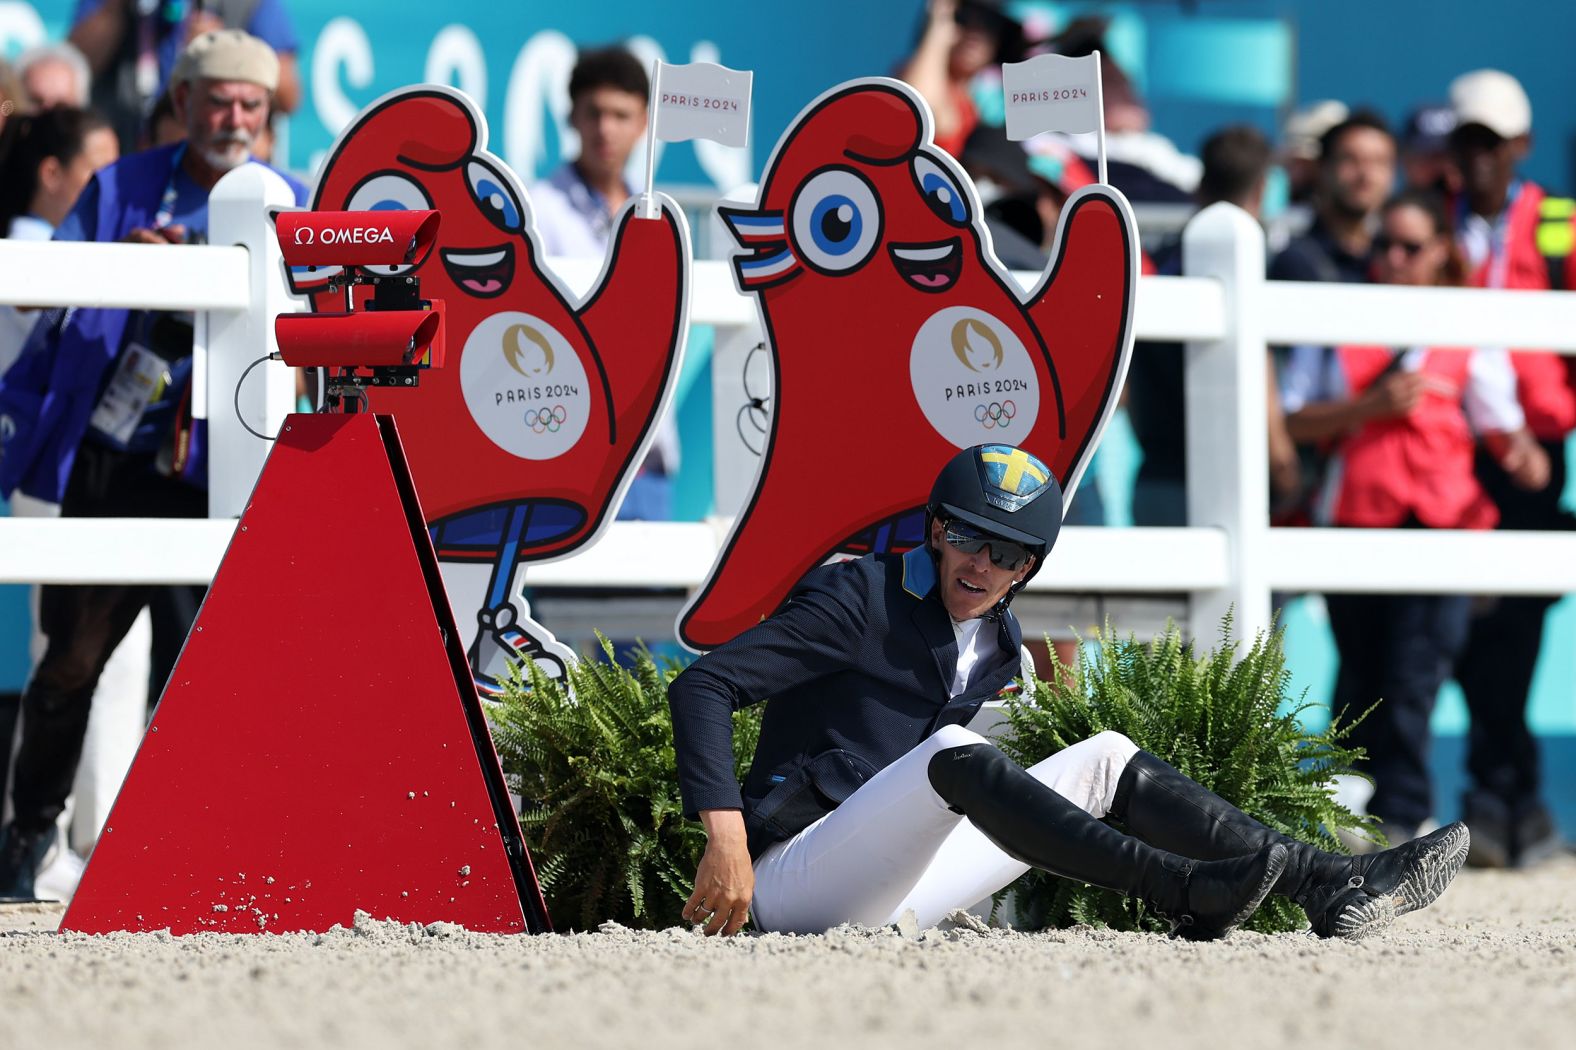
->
[736, 403, 767, 455]
[736, 340, 770, 455]
[234, 354, 278, 441]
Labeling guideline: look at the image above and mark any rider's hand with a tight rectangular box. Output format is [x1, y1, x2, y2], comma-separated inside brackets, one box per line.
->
[683, 809, 754, 937]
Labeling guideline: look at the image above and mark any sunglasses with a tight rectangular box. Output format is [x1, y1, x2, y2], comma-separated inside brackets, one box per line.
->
[1374, 234, 1429, 259]
[942, 519, 1033, 571]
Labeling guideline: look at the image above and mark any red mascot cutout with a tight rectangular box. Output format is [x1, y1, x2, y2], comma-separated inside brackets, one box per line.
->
[678, 77, 1136, 650]
[289, 86, 690, 690]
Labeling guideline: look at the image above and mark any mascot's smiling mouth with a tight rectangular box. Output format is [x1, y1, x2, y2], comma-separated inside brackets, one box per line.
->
[889, 238, 962, 292]
[442, 243, 516, 298]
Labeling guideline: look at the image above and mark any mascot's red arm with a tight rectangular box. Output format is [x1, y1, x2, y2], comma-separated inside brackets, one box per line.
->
[1023, 187, 1136, 493]
[578, 200, 688, 444]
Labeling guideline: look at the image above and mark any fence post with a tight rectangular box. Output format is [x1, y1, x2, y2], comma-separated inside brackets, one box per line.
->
[1181, 202, 1271, 648]
[205, 164, 299, 520]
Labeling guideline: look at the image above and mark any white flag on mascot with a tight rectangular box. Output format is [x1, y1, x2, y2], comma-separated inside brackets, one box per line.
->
[1001, 51, 1108, 183]
[653, 60, 753, 147]
[638, 60, 753, 218]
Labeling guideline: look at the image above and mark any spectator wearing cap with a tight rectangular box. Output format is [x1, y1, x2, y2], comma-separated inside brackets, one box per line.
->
[16, 42, 93, 111]
[1400, 104, 1460, 198]
[0, 29, 308, 900]
[1445, 68, 1575, 870]
[69, 0, 300, 155]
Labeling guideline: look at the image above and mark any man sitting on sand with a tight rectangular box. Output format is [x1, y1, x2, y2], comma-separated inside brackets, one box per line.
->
[667, 442, 1469, 938]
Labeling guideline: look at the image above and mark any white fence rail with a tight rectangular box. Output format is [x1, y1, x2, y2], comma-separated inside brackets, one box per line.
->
[3, 189, 1575, 646]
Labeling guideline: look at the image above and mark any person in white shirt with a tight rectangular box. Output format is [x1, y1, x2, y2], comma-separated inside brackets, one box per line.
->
[531, 46, 648, 259]
[532, 46, 678, 520]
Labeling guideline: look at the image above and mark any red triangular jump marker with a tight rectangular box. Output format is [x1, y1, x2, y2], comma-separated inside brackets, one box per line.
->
[62, 413, 550, 934]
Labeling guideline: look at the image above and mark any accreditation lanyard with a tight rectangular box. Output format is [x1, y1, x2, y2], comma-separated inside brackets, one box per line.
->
[1461, 179, 1522, 291]
[153, 143, 189, 233]
[149, 144, 199, 329]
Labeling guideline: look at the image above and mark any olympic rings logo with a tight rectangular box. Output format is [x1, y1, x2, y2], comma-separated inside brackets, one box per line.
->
[524, 405, 568, 433]
[973, 400, 1016, 429]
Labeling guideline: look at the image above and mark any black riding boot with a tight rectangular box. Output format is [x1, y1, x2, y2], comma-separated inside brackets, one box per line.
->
[927, 743, 1286, 941]
[1110, 750, 1470, 939]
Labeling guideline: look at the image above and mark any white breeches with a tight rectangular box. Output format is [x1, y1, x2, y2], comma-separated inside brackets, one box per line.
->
[750, 725, 1139, 934]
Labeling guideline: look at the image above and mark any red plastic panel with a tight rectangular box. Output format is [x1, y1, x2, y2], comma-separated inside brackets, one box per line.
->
[275, 308, 442, 369]
[276, 209, 439, 267]
[61, 413, 547, 935]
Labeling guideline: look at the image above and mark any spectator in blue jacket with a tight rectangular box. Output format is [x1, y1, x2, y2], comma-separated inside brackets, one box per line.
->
[0, 29, 306, 900]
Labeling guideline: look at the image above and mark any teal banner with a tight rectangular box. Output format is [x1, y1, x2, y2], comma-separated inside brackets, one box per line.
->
[1, 1, 929, 185]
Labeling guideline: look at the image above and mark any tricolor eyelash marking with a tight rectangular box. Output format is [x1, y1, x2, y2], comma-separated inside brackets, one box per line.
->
[720, 206, 801, 289]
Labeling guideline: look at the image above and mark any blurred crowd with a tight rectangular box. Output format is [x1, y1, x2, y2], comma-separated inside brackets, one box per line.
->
[0, 0, 1569, 903]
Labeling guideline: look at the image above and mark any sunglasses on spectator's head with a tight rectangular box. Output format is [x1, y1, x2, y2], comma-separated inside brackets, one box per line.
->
[1374, 234, 1428, 258]
[942, 519, 1033, 571]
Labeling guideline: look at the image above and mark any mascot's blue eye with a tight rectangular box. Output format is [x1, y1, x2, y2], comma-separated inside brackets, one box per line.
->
[476, 179, 519, 227]
[913, 155, 970, 226]
[467, 160, 525, 234]
[810, 195, 862, 255]
[789, 167, 882, 274]
[921, 173, 966, 222]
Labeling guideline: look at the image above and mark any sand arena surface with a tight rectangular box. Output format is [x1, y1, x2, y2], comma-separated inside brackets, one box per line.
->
[2, 857, 1573, 1050]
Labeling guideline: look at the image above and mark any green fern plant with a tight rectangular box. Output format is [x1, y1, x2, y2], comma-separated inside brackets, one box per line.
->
[996, 616, 1378, 934]
[487, 636, 760, 931]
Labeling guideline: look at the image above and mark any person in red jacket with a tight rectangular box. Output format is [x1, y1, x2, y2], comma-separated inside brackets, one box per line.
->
[1446, 69, 1575, 868]
[1280, 189, 1545, 846]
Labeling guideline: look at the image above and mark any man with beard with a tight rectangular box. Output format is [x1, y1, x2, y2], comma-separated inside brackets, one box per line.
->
[0, 29, 305, 898]
[1267, 111, 1396, 526]
[1445, 69, 1573, 869]
[1270, 110, 1396, 285]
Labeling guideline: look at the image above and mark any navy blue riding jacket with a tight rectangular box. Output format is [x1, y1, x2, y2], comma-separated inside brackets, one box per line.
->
[668, 547, 1023, 858]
